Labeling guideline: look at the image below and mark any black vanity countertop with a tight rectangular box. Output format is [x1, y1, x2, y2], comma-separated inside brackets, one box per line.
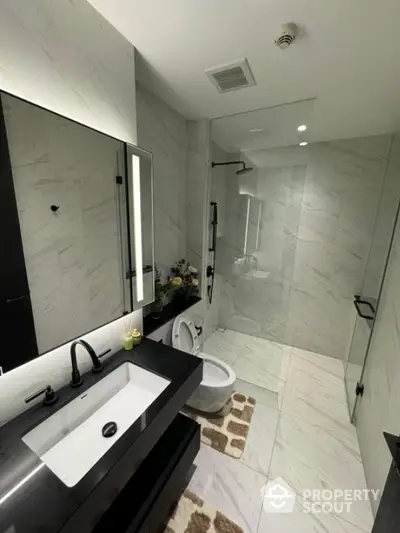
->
[0, 339, 202, 533]
[143, 296, 201, 336]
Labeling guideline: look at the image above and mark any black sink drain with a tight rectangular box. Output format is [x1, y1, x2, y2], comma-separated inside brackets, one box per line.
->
[102, 421, 117, 438]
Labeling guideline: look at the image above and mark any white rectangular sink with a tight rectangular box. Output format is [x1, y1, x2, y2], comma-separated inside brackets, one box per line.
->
[22, 362, 170, 487]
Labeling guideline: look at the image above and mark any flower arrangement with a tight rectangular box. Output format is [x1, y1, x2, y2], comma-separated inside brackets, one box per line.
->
[169, 259, 200, 301]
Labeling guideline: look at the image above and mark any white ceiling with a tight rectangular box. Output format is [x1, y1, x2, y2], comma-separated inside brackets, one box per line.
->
[211, 99, 315, 152]
[88, 0, 400, 142]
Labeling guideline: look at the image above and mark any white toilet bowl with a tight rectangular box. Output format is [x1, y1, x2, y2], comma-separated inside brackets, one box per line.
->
[172, 314, 236, 413]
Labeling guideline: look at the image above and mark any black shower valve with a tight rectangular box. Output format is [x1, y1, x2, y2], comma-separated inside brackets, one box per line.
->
[207, 265, 214, 278]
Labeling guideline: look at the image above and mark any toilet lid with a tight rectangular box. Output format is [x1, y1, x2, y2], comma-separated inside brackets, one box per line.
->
[172, 315, 200, 355]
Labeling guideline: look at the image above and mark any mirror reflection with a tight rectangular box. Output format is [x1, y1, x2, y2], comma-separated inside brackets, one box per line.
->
[2, 93, 154, 356]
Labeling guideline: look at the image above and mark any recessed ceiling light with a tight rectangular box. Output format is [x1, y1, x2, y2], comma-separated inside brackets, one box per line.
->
[297, 125, 307, 132]
[299, 141, 308, 147]
[249, 128, 264, 133]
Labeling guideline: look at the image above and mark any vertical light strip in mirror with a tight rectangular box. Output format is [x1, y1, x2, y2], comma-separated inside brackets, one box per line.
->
[132, 154, 144, 302]
[255, 201, 262, 251]
[243, 196, 251, 255]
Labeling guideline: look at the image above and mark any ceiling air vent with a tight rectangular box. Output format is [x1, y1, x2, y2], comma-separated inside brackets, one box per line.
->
[206, 59, 256, 94]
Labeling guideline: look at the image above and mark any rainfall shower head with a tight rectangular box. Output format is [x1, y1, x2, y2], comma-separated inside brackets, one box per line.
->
[236, 164, 254, 176]
[212, 160, 254, 175]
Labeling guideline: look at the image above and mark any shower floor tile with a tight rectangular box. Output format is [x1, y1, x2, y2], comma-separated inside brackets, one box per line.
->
[282, 347, 357, 447]
[269, 412, 373, 532]
[239, 397, 279, 477]
[200, 330, 373, 533]
[204, 329, 291, 405]
[203, 329, 245, 366]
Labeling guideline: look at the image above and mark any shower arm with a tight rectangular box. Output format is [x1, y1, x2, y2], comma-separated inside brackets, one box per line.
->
[211, 161, 246, 171]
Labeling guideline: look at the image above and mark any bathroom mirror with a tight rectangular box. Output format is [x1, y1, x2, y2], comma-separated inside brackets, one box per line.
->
[1, 92, 154, 361]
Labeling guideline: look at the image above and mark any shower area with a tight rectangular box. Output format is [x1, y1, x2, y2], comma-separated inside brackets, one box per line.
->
[203, 100, 400, 417]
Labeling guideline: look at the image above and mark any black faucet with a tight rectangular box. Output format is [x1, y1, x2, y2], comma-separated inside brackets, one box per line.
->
[70, 339, 103, 388]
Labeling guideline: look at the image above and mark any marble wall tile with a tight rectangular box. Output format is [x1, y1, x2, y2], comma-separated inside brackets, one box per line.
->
[354, 141, 400, 513]
[213, 134, 392, 361]
[186, 119, 211, 322]
[0, 0, 141, 424]
[136, 82, 188, 276]
[0, 0, 137, 144]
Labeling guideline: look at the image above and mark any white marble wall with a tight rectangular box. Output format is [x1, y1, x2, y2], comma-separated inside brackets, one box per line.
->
[287, 135, 391, 359]
[0, 0, 136, 144]
[4, 93, 127, 354]
[136, 82, 188, 278]
[354, 133, 400, 514]
[0, 0, 141, 426]
[215, 134, 392, 360]
[187, 120, 211, 293]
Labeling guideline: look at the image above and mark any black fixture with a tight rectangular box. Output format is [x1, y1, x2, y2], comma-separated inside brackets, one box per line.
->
[102, 421, 118, 438]
[371, 432, 400, 532]
[211, 160, 254, 176]
[69, 339, 104, 388]
[25, 384, 58, 406]
[353, 295, 376, 321]
[207, 201, 218, 304]
[50, 205, 60, 213]
[355, 382, 365, 397]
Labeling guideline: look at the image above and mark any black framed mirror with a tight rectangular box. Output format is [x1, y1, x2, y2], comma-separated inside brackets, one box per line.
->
[0, 92, 154, 373]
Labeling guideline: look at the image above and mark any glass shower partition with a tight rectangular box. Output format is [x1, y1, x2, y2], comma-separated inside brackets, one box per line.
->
[345, 133, 400, 419]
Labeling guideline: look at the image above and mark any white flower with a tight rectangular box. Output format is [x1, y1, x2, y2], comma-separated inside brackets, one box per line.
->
[192, 279, 199, 286]
[189, 265, 198, 274]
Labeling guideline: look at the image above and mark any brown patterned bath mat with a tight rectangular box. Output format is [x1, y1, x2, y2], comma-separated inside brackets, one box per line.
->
[165, 490, 243, 533]
[183, 392, 256, 459]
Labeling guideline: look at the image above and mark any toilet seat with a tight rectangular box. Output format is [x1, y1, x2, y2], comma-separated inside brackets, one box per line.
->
[198, 352, 236, 388]
[172, 315, 201, 355]
[172, 314, 236, 413]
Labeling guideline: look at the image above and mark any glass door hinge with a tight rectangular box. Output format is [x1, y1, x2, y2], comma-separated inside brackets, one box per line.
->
[355, 382, 364, 397]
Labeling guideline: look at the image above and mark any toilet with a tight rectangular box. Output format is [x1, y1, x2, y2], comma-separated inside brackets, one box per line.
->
[172, 314, 236, 413]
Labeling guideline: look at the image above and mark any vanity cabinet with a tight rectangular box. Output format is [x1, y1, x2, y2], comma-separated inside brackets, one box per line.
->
[92, 414, 200, 533]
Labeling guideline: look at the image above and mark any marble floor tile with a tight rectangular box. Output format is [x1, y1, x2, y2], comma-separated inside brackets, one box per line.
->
[282, 347, 356, 447]
[189, 444, 267, 533]
[203, 329, 244, 366]
[235, 378, 279, 411]
[240, 401, 279, 477]
[258, 496, 367, 533]
[269, 412, 373, 532]
[232, 337, 291, 405]
[205, 330, 291, 404]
